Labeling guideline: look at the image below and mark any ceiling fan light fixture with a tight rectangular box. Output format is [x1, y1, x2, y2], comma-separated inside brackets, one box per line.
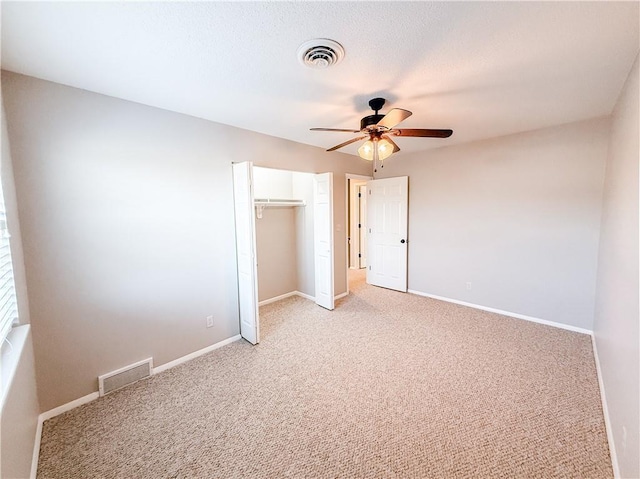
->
[358, 138, 394, 161]
[311, 97, 453, 156]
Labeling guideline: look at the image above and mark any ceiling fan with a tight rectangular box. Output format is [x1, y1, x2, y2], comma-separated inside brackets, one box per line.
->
[311, 97, 452, 169]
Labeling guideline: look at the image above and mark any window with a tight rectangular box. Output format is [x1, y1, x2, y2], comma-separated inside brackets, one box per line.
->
[0, 178, 18, 343]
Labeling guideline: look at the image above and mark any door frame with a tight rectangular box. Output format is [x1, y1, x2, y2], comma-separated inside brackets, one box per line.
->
[345, 173, 373, 296]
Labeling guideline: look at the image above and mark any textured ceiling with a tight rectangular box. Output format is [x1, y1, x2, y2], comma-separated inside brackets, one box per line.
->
[1, 2, 638, 156]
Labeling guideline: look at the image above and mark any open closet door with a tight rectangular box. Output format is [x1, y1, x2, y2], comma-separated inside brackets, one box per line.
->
[232, 162, 259, 344]
[366, 176, 408, 292]
[313, 173, 334, 310]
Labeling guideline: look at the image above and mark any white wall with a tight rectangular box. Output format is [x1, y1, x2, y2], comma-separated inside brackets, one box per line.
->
[1, 99, 39, 479]
[292, 172, 315, 297]
[377, 117, 609, 330]
[593, 53, 639, 479]
[1, 72, 371, 411]
[252, 167, 293, 200]
[1, 327, 40, 479]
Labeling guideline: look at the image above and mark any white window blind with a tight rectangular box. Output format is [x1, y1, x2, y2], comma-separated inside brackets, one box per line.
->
[0, 179, 18, 343]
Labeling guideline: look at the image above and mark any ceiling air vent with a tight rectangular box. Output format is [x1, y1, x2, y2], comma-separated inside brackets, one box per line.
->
[297, 39, 345, 69]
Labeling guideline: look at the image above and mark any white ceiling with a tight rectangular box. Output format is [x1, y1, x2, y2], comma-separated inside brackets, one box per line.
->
[2, 2, 638, 156]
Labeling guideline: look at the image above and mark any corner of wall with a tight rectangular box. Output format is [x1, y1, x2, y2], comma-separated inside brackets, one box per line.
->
[592, 51, 640, 479]
[591, 335, 621, 477]
[1, 88, 41, 479]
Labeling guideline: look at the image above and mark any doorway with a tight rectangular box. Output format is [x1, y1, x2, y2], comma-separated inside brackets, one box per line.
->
[232, 162, 335, 344]
[346, 174, 372, 293]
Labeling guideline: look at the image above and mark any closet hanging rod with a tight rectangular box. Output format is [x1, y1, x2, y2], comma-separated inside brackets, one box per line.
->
[254, 199, 306, 207]
[254, 199, 306, 219]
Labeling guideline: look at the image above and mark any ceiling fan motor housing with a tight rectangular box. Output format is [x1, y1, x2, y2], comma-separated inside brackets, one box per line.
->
[361, 97, 387, 130]
[361, 114, 385, 130]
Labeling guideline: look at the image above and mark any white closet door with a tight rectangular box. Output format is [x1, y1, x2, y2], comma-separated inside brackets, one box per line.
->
[313, 173, 334, 310]
[366, 176, 408, 292]
[232, 162, 259, 344]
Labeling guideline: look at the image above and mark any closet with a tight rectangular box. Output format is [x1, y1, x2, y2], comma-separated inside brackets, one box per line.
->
[232, 162, 334, 345]
[253, 166, 315, 305]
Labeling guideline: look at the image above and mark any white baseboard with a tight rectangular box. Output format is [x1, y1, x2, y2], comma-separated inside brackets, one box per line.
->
[407, 289, 593, 335]
[258, 290, 348, 305]
[32, 390, 100, 478]
[296, 291, 315, 302]
[259, 291, 316, 306]
[258, 292, 298, 306]
[30, 413, 44, 479]
[153, 335, 241, 375]
[592, 335, 620, 478]
[39, 391, 100, 422]
[32, 334, 242, 478]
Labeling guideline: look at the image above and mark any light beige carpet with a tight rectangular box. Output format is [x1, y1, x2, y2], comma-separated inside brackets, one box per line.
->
[37, 270, 612, 478]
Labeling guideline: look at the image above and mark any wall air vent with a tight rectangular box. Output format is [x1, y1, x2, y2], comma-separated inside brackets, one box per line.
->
[98, 358, 153, 396]
[297, 39, 345, 69]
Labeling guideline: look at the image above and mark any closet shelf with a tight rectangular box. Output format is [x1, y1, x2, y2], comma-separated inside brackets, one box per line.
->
[254, 199, 306, 207]
[254, 199, 306, 219]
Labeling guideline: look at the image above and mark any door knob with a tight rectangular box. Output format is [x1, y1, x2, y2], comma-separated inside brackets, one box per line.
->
[400, 239, 406, 244]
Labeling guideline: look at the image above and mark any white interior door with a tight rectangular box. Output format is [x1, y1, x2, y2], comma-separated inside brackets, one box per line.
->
[358, 184, 367, 268]
[366, 176, 408, 292]
[314, 173, 334, 310]
[232, 162, 259, 344]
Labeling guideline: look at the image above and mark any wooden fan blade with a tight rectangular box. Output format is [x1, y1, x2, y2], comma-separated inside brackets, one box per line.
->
[381, 134, 401, 153]
[392, 128, 453, 138]
[327, 136, 367, 152]
[311, 128, 361, 133]
[376, 108, 412, 129]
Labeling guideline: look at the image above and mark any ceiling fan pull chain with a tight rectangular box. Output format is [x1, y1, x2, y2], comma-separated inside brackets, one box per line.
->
[373, 137, 380, 173]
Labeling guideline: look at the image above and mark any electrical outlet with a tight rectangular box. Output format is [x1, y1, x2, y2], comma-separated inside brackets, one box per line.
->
[206, 315, 214, 328]
[466, 281, 472, 291]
